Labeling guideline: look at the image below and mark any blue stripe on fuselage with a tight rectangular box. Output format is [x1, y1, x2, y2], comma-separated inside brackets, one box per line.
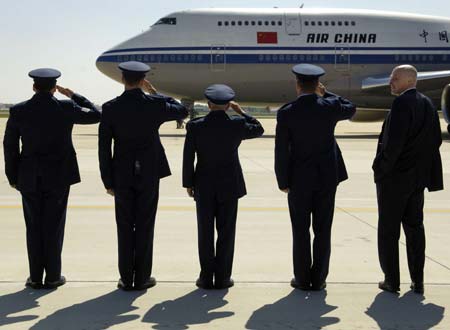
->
[97, 53, 450, 65]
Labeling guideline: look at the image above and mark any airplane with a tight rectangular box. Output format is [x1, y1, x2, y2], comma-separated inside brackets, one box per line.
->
[96, 8, 450, 133]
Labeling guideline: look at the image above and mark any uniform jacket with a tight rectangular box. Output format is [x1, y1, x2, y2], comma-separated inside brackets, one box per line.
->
[3, 92, 100, 192]
[99, 88, 188, 189]
[275, 92, 356, 192]
[182, 111, 264, 202]
[373, 89, 443, 192]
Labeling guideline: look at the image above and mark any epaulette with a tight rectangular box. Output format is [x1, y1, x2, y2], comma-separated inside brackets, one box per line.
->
[102, 97, 120, 108]
[229, 114, 245, 120]
[187, 116, 206, 124]
[278, 101, 293, 112]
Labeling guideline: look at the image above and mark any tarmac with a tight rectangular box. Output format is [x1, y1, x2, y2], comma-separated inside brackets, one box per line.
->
[0, 117, 449, 329]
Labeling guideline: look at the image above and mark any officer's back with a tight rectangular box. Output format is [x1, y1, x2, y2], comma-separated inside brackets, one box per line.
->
[100, 81, 188, 189]
[276, 90, 355, 190]
[183, 100, 264, 201]
[5, 73, 100, 192]
[191, 112, 252, 180]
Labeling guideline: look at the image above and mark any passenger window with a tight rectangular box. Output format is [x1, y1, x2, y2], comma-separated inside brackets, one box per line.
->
[278, 21, 282, 26]
[231, 21, 235, 26]
[311, 21, 316, 26]
[338, 21, 342, 26]
[245, 21, 249, 25]
[344, 21, 349, 26]
[251, 21, 256, 26]
[258, 21, 262, 25]
[265, 21, 269, 25]
[238, 21, 242, 26]
[331, 21, 336, 26]
[351, 21, 356, 26]
[225, 21, 229, 26]
[318, 21, 322, 26]
[271, 21, 276, 26]
[305, 21, 309, 26]
[324, 21, 329, 26]
[218, 21, 222, 26]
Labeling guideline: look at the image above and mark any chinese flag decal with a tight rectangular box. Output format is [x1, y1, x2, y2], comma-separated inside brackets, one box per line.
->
[257, 32, 278, 44]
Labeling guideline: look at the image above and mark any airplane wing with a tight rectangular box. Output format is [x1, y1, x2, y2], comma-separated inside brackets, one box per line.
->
[362, 70, 450, 94]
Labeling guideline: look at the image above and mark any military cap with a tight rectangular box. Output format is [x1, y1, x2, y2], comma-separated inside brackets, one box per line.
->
[292, 64, 325, 80]
[28, 68, 61, 81]
[204, 84, 235, 105]
[118, 61, 150, 74]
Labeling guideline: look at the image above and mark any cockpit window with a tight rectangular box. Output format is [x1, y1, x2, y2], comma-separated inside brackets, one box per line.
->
[154, 17, 177, 25]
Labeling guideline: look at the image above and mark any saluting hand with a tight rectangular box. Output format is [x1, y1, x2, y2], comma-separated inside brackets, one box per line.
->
[229, 101, 246, 115]
[143, 80, 158, 95]
[315, 83, 326, 97]
[187, 188, 194, 198]
[106, 189, 114, 196]
[56, 85, 75, 98]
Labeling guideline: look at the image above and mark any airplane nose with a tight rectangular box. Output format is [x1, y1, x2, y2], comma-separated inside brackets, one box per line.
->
[96, 52, 122, 83]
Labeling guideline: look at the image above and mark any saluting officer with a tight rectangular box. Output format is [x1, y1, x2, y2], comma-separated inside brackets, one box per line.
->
[182, 84, 264, 290]
[275, 64, 356, 291]
[3, 68, 101, 289]
[373, 65, 443, 294]
[99, 61, 188, 291]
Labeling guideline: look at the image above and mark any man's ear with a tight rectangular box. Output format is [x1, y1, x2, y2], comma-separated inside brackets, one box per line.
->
[295, 81, 302, 95]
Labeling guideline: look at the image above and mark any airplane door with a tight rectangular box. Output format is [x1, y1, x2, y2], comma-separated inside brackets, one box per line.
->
[211, 45, 226, 71]
[334, 45, 350, 71]
[284, 13, 301, 35]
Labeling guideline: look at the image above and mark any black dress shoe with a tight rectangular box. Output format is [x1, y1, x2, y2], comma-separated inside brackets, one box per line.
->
[290, 278, 311, 291]
[25, 278, 42, 289]
[117, 279, 134, 291]
[378, 281, 400, 293]
[44, 276, 66, 289]
[134, 277, 156, 290]
[215, 278, 234, 289]
[410, 282, 424, 294]
[196, 278, 214, 290]
[311, 282, 327, 291]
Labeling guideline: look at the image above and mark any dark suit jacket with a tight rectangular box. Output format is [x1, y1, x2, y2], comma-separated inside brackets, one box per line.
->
[373, 89, 443, 192]
[3, 92, 100, 192]
[182, 111, 264, 202]
[275, 92, 356, 192]
[99, 88, 188, 189]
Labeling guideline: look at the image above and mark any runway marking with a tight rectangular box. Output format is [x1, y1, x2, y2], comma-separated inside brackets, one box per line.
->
[1, 205, 450, 213]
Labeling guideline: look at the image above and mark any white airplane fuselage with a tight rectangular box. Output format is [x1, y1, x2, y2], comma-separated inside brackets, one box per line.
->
[96, 8, 450, 115]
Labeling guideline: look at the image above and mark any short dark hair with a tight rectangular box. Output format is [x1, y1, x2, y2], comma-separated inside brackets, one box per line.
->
[296, 78, 319, 92]
[122, 72, 145, 85]
[34, 79, 56, 93]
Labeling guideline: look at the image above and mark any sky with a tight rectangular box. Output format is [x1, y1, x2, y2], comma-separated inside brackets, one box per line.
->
[0, 0, 449, 104]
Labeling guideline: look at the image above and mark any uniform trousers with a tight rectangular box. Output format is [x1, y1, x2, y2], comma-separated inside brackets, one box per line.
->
[195, 194, 238, 284]
[376, 182, 425, 286]
[21, 184, 70, 283]
[114, 182, 159, 286]
[288, 187, 336, 287]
